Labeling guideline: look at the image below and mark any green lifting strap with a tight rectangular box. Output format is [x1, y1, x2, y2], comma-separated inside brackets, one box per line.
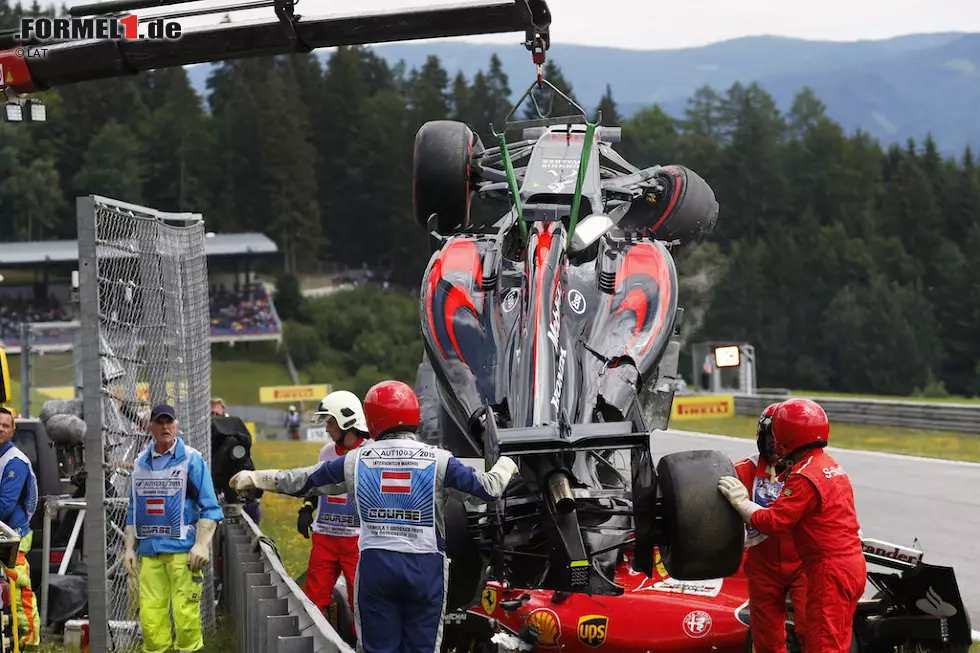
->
[567, 121, 597, 247]
[498, 132, 528, 243]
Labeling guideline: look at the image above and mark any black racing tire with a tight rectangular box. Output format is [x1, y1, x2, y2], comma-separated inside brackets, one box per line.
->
[413, 120, 478, 235]
[644, 164, 719, 244]
[414, 353, 480, 457]
[415, 353, 443, 447]
[329, 584, 357, 647]
[444, 497, 485, 612]
[656, 449, 745, 580]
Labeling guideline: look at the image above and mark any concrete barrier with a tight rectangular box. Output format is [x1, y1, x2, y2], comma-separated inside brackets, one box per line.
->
[734, 394, 980, 435]
[220, 505, 355, 653]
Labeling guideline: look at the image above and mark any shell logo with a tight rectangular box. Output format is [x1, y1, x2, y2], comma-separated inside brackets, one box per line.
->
[654, 548, 668, 578]
[526, 608, 561, 646]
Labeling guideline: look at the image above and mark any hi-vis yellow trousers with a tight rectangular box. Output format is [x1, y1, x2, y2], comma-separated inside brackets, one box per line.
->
[139, 553, 205, 653]
[4, 530, 40, 650]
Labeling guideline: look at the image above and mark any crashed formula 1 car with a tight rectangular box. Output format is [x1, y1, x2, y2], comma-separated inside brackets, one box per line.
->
[410, 75, 743, 612]
[428, 536, 976, 652]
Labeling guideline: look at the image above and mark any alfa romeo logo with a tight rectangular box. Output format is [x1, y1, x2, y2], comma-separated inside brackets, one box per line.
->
[567, 289, 586, 315]
[682, 610, 712, 638]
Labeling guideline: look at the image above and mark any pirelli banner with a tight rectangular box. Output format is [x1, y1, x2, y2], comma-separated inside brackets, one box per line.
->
[670, 394, 736, 421]
[258, 384, 330, 404]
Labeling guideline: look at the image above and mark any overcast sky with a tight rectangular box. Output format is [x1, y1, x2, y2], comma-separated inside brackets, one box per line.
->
[147, 0, 980, 50]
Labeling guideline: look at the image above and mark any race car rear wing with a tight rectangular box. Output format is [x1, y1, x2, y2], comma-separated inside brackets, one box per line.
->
[862, 537, 924, 571]
[0, 0, 551, 93]
[493, 421, 647, 458]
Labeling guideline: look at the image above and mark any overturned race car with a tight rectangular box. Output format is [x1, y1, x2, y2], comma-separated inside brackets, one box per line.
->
[410, 78, 741, 611]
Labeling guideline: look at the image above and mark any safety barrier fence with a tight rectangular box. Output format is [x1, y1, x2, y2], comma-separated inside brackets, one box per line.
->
[733, 394, 980, 435]
[219, 504, 355, 653]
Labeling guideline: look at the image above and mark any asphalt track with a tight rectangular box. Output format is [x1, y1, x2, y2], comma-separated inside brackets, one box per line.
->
[652, 429, 980, 626]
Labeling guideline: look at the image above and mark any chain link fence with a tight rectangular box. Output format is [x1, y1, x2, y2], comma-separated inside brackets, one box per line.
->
[77, 195, 214, 653]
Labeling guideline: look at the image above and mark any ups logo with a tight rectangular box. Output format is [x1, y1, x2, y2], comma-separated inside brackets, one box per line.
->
[577, 614, 608, 647]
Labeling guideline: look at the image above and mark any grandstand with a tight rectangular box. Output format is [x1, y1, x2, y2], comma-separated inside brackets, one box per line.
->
[0, 233, 283, 352]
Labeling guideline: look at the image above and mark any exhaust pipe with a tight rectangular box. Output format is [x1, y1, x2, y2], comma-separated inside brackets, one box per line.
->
[548, 472, 574, 515]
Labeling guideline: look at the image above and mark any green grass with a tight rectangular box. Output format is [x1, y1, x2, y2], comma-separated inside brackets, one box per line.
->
[2, 354, 293, 413]
[251, 440, 324, 579]
[673, 416, 980, 463]
[38, 610, 239, 653]
[209, 359, 294, 407]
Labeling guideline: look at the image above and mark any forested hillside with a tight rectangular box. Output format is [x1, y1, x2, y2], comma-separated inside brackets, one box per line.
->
[1, 5, 978, 398]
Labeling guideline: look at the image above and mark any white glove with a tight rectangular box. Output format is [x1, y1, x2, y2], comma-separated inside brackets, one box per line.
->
[124, 525, 139, 579]
[490, 456, 518, 479]
[188, 519, 217, 571]
[229, 469, 281, 492]
[718, 476, 761, 524]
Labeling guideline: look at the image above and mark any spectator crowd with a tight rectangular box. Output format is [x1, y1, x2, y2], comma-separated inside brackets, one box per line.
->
[0, 297, 74, 348]
[0, 284, 281, 348]
[209, 283, 281, 337]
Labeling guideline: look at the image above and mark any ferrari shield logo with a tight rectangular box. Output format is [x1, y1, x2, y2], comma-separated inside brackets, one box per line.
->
[481, 587, 498, 615]
[577, 614, 608, 647]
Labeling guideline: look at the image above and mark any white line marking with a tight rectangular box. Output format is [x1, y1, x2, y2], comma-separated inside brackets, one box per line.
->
[661, 429, 980, 469]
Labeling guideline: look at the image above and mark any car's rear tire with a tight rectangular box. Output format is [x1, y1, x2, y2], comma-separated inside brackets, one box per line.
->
[414, 354, 478, 456]
[444, 497, 486, 612]
[413, 120, 479, 235]
[656, 449, 745, 580]
[329, 583, 357, 647]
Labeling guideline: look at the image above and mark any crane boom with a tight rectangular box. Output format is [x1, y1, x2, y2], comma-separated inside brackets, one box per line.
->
[0, 0, 551, 93]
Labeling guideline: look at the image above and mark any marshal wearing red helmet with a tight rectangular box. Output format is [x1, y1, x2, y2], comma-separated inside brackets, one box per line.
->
[733, 402, 809, 653]
[229, 380, 520, 653]
[362, 380, 422, 438]
[719, 398, 865, 653]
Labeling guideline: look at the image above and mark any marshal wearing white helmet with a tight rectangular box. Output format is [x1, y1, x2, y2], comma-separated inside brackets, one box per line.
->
[298, 390, 369, 624]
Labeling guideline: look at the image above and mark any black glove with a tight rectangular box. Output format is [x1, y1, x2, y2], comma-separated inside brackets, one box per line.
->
[297, 501, 315, 539]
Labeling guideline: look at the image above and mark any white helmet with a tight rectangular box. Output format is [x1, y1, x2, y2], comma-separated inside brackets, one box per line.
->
[312, 390, 368, 433]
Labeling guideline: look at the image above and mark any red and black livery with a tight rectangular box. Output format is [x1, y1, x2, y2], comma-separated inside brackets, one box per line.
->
[411, 106, 746, 615]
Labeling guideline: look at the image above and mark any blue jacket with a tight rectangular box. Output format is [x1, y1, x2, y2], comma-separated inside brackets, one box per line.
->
[0, 441, 36, 536]
[125, 437, 224, 557]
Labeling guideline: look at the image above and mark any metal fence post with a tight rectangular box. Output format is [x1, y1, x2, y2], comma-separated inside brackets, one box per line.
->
[266, 615, 299, 650]
[19, 322, 29, 418]
[78, 194, 110, 652]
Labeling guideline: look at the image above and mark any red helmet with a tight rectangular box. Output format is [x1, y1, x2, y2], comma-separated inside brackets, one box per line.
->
[363, 380, 421, 438]
[755, 402, 781, 461]
[772, 398, 830, 457]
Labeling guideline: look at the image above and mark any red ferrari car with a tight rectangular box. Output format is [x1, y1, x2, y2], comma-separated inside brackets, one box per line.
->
[433, 537, 975, 653]
[454, 546, 752, 652]
[439, 543, 751, 653]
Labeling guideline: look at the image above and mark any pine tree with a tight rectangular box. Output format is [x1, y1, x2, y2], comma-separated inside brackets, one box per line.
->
[594, 84, 622, 126]
[72, 120, 144, 203]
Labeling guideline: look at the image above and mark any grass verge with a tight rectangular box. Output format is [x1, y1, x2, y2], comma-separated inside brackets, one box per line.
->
[209, 359, 294, 406]
[250, 439, 323, 578]
[672, 416, 980, 463]
[3, 354, 293, 413]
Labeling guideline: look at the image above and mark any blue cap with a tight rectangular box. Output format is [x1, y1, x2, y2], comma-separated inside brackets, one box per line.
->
[150, 403, 176, 421]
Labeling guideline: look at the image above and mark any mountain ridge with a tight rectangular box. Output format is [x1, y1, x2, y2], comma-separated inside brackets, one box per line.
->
[185, 32, 980, 154]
